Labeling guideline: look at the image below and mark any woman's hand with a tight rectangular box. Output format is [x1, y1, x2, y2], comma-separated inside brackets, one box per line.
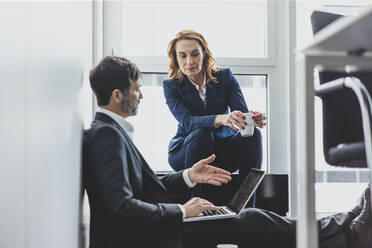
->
[250, 110, 266, 128]
[214, 110, 246, 132]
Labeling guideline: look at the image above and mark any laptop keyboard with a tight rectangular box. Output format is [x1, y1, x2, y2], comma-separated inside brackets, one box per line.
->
[202, 208, 229, 216]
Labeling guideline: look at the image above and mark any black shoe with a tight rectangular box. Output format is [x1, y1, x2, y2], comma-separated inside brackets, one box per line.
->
[350, 187, 372, 248]
[349, 187, 370, 217]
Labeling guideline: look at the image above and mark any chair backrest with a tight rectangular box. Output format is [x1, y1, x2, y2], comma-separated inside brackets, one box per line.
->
[310, 11, 370, 167]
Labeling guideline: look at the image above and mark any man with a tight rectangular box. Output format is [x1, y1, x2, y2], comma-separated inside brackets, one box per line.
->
[83, 56, 371, 248]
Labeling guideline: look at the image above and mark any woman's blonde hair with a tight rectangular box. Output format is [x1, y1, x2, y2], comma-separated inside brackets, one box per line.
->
[167, 30, 219, 84]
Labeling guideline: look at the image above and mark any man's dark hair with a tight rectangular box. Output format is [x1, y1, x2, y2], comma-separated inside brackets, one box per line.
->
[89, 56, 141, 106]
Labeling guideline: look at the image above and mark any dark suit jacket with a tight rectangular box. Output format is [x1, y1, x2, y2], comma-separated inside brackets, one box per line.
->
[83, 112, 189, 248]
[163, 68, 249, 152]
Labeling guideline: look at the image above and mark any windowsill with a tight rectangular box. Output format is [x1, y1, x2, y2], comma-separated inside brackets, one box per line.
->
[315, 182, 368, 213]
[316, 169, 370, 183]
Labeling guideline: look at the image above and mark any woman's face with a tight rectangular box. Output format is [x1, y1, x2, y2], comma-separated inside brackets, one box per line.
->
[175, 39, 204, 79]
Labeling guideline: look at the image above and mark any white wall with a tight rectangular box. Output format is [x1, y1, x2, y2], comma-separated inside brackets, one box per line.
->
[0, 2, 92, 248]
[267, 1, 291, 174]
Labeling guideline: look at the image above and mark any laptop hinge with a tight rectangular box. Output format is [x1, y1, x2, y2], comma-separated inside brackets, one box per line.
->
[226, 205, 238, 213]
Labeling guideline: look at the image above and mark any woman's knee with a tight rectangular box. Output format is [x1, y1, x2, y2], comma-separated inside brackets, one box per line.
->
[185, 128, 214, 145]
[239, 128, 263, 169]
[251, 127, 262, 141]
[240, 127, 262, 146]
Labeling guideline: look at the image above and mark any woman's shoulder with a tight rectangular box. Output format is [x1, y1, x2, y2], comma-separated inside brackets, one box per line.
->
[163, 78, 178, 86]
[216, 67, 231, 73]
[212, 67, 233, 81]
[163, 78, 182, 92]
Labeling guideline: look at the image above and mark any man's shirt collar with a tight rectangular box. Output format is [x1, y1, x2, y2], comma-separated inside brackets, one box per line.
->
[96, 107, 134, 138]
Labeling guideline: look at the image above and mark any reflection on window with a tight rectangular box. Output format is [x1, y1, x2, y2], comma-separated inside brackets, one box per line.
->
[121, 0, 267, 58]
[127, 73, 267, 172]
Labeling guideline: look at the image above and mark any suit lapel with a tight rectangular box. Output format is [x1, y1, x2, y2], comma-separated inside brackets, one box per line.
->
[124, 135, 168, 192]
[95, 113, 168, 191]
[183, 77, 205, 114]
[183, 77, 219, 114]
[206, 79, 218, 113]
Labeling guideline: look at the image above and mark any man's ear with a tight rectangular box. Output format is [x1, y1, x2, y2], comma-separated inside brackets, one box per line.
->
[111, 89, 123, 104]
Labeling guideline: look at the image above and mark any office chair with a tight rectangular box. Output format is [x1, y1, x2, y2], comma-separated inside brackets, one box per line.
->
[310, 11, 372, 180]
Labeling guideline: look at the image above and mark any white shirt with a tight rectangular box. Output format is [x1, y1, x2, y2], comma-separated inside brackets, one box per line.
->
[188, 74, 207, 106]
[96, 107, 196, 218]
[97, 107, 135, 139]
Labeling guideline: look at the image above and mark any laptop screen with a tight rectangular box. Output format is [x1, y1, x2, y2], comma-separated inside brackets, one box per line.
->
[229, 169, 265, 213]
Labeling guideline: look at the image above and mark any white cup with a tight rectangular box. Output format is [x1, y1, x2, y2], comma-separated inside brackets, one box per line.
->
[240, 112, 255, 137]
[216, 244, 238, 248]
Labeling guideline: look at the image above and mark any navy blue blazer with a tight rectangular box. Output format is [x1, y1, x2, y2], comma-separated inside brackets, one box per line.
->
[163, 68, 249, 152]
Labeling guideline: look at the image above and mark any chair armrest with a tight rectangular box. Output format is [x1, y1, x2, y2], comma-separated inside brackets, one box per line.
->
[315, 78, 345, 98]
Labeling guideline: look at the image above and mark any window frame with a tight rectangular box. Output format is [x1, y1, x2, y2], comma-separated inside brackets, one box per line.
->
[123, 0, 277, 68]
[100, 0, 291, 176]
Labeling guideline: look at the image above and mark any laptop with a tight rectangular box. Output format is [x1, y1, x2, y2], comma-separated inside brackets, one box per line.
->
[183, 168, 265, 222]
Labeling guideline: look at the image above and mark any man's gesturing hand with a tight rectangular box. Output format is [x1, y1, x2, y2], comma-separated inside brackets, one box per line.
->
[188, 154, 232, 186]
[182, 197, 220, 218]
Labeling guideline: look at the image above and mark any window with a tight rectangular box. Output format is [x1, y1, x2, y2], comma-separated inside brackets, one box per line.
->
[128, 73, 267, 172]
[103, 0, 287, 174]
[116, 0, 272, 172]
[121, 0, 268, 58]
[296, 0, 371, 213]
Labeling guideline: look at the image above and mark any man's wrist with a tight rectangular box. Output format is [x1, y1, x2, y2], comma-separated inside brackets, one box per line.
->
[178, 204, 186, 219]
[183, 169, 197, 188]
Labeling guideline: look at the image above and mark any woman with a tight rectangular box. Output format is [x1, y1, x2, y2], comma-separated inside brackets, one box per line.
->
[163, 30, 266, 199]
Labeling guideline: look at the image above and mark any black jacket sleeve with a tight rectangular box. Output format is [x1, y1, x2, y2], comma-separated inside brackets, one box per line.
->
[88, 126, 183, 227]
[160, 170, 190, 196]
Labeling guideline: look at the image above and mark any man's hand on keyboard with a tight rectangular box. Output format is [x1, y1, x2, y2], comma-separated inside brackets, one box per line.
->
[182, 197, 220, 218]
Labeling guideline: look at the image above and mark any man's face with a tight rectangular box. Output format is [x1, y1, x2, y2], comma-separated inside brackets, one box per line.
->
[121, 79, 143, 116]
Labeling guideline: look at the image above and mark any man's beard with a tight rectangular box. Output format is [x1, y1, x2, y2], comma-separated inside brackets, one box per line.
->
[122, 98, 139, 116]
